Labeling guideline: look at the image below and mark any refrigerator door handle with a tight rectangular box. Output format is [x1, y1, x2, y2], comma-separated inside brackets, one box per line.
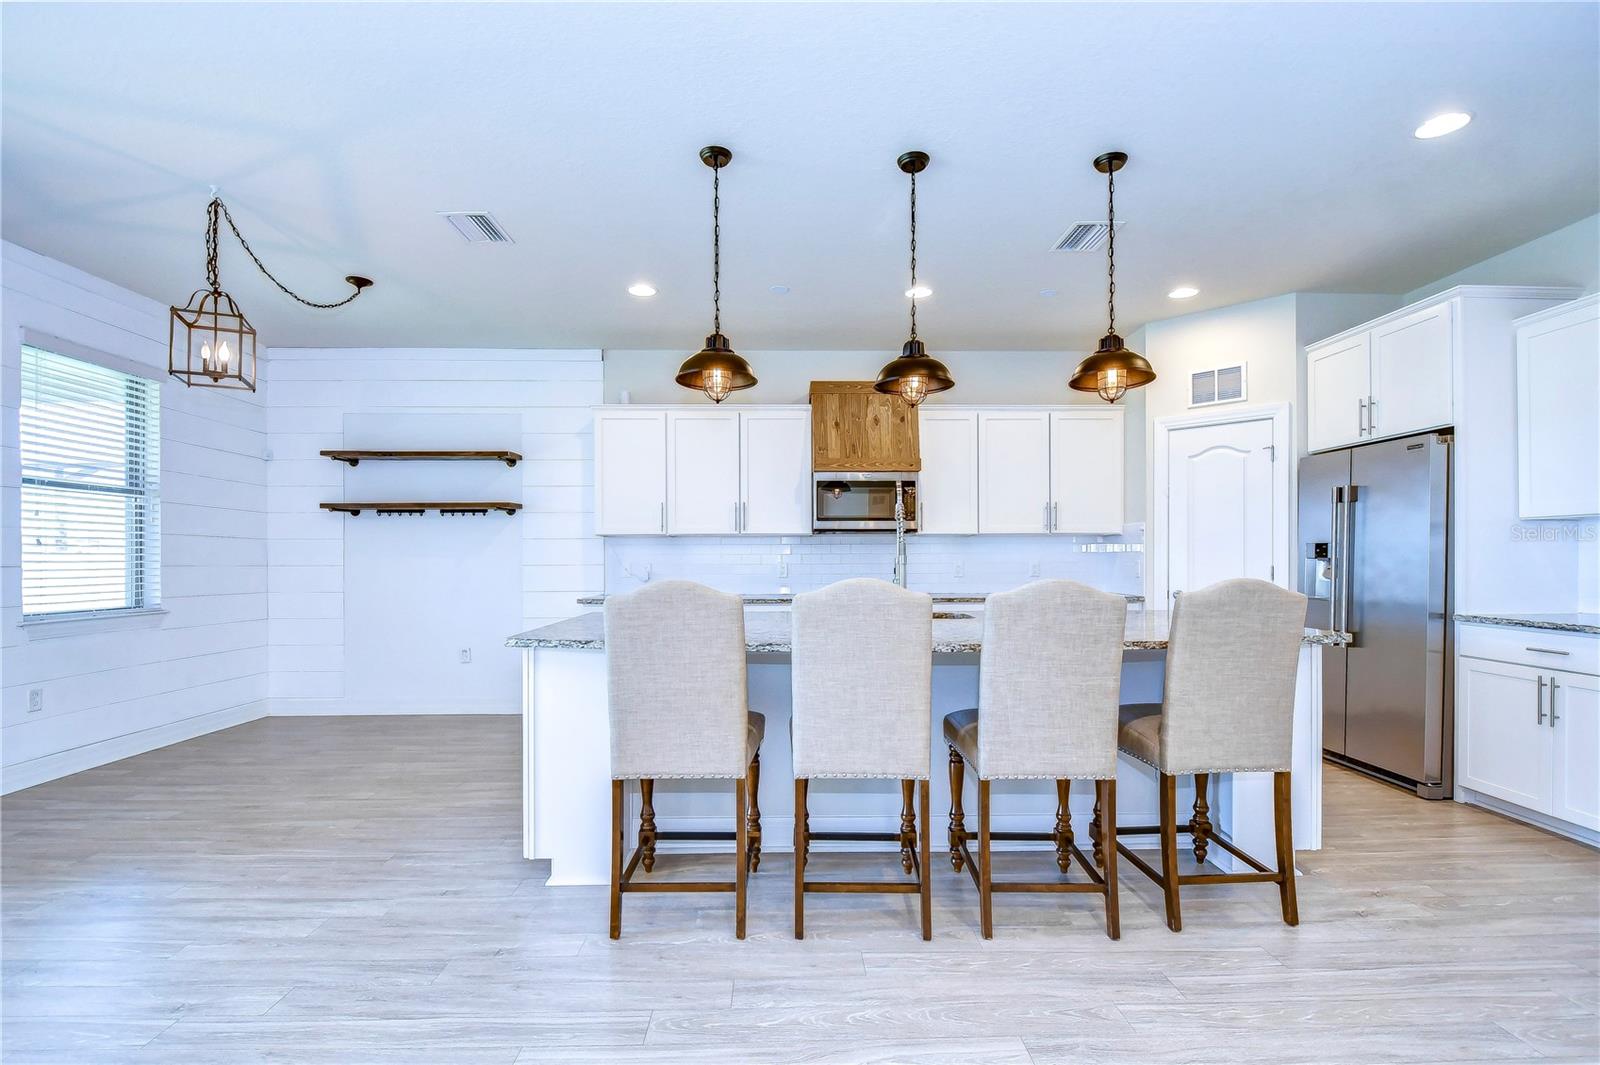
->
[1330, 485, 1346, 632]
[1340, 484, 1358, 636]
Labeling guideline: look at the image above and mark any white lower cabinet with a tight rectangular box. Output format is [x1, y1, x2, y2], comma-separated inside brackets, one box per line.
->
[1456, 627, 1600, 837]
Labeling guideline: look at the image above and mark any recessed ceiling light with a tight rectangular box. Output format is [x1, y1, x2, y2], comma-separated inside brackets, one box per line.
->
[906, 285, 933, 300]
[770, 284, 790, 295]
[1168, 285, 1200, 299]
[627, 282, 657, 298]
[1039, 288, 1059, 298]
[1414, 112, 1472, 139]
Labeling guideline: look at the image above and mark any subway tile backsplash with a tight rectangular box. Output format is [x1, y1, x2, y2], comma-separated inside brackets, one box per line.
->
[604, 525, 1144, 597]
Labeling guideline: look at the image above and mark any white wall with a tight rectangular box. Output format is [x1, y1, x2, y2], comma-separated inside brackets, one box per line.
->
[1, 241, 269, 792]
[265, 348, 602, 714]
[1404, 213, 1600, 304]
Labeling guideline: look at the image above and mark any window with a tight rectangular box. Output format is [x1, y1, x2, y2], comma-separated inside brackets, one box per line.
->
[20, 345, 161, 619]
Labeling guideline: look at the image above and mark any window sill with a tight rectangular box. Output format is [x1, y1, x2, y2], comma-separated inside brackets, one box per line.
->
[21, 608, 170, 640]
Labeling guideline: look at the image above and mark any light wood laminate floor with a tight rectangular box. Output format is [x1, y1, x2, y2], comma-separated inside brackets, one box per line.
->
[3, 715, 1597, 1064]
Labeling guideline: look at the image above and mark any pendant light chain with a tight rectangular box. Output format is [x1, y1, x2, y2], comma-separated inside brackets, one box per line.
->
[908, 169, 918, 341]
[1105, 164, 1117, 336]
[712, 161, 722, 335]
[212, 198, 366, 309]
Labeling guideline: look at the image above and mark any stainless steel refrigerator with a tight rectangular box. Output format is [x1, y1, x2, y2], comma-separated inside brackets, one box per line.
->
[1299, 432, 1452, 799]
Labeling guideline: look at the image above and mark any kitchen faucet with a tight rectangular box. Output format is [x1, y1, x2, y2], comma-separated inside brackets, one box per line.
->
[893, 480, 908, 588]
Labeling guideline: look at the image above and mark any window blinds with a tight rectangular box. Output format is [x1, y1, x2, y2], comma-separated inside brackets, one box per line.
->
[20, 345, 161, 619]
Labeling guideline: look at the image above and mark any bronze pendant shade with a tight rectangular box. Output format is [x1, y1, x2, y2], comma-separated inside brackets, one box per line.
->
[1069, 151, 1155, 404]
[875, 151, 954, 407]
[677, 146, 756, 403]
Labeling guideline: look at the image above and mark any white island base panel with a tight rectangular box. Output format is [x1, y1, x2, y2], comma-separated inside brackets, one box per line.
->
[521, 647, 1323, 887]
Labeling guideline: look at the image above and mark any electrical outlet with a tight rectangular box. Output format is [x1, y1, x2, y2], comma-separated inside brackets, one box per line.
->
[458, 648, 472, 664]
[1028, 561, 1041, 578]
[953, 562, 964, 579]
[28, 689, 44, 713]
[778, 559, 789, 578]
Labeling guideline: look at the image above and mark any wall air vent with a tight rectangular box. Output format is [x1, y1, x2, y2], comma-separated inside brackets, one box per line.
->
[1052, 220, 1125, 252]
[1190, 364, 1247, 408]
[440, 211, 512, 244]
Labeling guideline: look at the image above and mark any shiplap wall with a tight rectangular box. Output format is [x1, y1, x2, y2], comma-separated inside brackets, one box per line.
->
[265, 348, 601, 714]
[1, 241, 269, 791]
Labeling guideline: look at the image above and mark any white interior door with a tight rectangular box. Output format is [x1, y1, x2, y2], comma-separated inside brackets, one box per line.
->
[739, 409, 811, 535]
[1165, 416, 1276, 604]
[666, 410, 740, 534]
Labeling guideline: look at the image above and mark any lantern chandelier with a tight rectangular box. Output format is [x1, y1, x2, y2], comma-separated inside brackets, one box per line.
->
[169, 194, 372, 392]
[1068, 151, 1156, 403]
[874, 151, 954, 407]
[676, 146, 757, 403]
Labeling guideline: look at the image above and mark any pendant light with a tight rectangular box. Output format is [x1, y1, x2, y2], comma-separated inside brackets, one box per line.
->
[676, 146, 756, 403]
[169, 194, 371, 392]
[875, 151, 954, 407]
[1069, 151, 1156, 404]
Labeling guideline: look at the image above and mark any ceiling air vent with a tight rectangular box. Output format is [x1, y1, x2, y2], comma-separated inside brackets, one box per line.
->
[1052, 220, 1125, 252]
[1190, 364, 1247, 408]
[440, 211, 512, 244]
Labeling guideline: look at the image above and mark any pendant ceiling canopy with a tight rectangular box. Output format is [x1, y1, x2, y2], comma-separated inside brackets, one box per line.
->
[1068, 151, 1156, 404]
[874, 151, 954, 408]
[676, 145, 757, 403]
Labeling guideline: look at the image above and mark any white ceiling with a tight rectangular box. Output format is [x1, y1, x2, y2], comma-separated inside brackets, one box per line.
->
[2, 2, 1596, 352]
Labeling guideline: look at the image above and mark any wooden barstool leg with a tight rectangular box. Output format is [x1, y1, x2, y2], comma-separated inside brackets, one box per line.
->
[1274, 770, 1299, 927]
[947, 746, 967, 872]
[639, 779, 657, 873]
[1158, 773, 1183, 932]
[1053, 779, 1073, 874]
[609, 779, 624, 940]
[1089, 793, 1104, 869]
[1191, 772, 1212, 865]
[978, 779, 994, 940]
[1100, 778, 1120, 941]
[747, 752, 762, 873]
[734, 777, 748, 940]
[918, 778, 932, 941]
[899, 780, 916, 874]
[793, 778, 807, 940]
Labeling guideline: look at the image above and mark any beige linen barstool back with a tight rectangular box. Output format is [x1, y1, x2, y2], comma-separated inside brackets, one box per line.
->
[790, 578, 934, 939]
[1115, 577, 1307, 932]
[942, 580, 1127, 939]
[605, 580, 765, 940]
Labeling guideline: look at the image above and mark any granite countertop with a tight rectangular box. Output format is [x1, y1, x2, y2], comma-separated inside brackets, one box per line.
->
[575, 591, 1145, 606]
[1454, 612, 1600, 636]
[508, 608, 1348, 653]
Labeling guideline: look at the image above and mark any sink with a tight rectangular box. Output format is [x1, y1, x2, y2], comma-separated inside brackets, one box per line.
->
[933, 611, 974, 620]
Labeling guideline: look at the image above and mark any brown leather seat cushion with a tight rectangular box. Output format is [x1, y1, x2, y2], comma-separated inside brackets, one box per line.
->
[747, 711, 766, 764]
[942, 708, 980, 767]
[1117, 703, 1162, 768]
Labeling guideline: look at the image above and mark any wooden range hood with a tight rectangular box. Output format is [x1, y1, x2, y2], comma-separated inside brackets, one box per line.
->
[809, 381, 921, 472]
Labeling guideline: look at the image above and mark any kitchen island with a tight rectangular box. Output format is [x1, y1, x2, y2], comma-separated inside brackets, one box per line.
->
[508, 608, 1346, 886]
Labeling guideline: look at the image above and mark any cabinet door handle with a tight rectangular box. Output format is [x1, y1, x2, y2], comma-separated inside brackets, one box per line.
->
[733, 501, 740, 532]
[660, 501, 666, 533]
[1526, 646, 1571, 656]
[1550, 677, 1561, 727]
[1369, 397, 1378, 433]
[1536, 675, 1547, 725]
[1052, 501, 1059, 531]
[1358, 398, 1368, 435]
[1043, 501, 1050, 532]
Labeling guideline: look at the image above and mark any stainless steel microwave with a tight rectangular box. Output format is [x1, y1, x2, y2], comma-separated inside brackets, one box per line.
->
[811, 472, 918, 533]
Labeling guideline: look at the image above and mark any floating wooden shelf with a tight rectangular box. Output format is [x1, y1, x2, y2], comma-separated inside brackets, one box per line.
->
[320, 449, 521, 467]
[320, 501, 522, 517]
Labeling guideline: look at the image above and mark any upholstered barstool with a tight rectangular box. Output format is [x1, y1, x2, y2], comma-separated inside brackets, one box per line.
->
[942, 580, 1128, 939]
[791, 578, 934, 940]
[605, 581, 764, 940]
[1114, 577, 1307, 932]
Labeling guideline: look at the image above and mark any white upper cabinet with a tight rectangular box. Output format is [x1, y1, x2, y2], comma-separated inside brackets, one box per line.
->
[1370, 301, 1453, 440]
[739, 408, 812, 535]
[594, 409, 668, 534]
[1517, 295, 1599, 519]
[978, 411, 1052, 533]
[1050, 409, 1124, 533]
[666, 410, 740, 534]
[1307, 334, 1372, 452]
[918, 409, 979, 534]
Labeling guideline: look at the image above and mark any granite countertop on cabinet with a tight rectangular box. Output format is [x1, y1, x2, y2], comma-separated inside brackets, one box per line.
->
[1454, 612, 1600, 636]
[508, 609, 1348, 653]
[574, 591, 1145, 606]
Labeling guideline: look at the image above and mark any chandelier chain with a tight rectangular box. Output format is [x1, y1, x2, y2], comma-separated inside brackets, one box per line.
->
[213, 198, 365, 309]
[1106, 165, 1117, 336]
[908, 170, 918, 341]
[712, 162, 723, 334]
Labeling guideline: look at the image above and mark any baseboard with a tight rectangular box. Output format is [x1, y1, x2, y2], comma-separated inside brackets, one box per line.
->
[1457, 788, 1600, 849]
[266, 698, 519, 716]
[1, 700, 268, 795]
